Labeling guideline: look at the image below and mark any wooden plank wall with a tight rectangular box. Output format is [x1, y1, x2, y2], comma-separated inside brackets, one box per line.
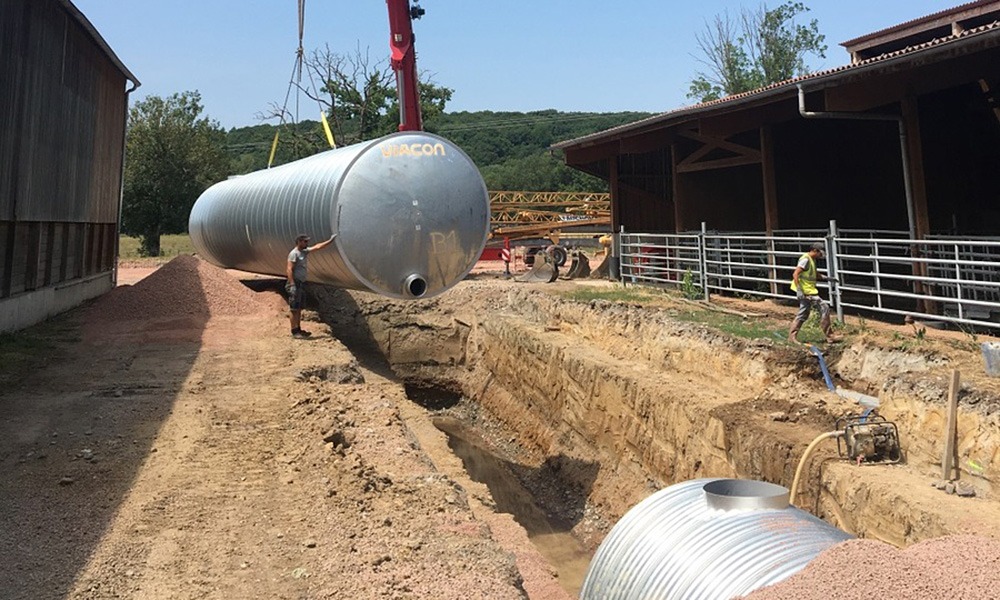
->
[0, 220, 116, 297]
[0, 0, 128, 300]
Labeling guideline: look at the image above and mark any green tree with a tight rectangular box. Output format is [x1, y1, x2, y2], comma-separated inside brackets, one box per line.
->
[305, 45, 396, 143]
[688, 1, 826, 102]
[256, 46, 455, 167]
[389, 80, 454, 135]
[123, 91, 229, 256]
[480, 153, 607, 192]
[225, 109, 652, 190]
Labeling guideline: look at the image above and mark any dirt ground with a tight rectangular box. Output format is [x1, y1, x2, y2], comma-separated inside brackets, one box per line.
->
[0, 258, 565, 600]
[2, 255, 999, 599]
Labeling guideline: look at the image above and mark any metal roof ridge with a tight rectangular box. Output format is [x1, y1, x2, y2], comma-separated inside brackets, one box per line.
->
[552, 19, 1000, 150]
[840, 0, 998, 47]
[58, 0, 140, 88]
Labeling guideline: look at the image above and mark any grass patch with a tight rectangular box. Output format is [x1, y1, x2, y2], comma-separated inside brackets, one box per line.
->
[119, 234, 194, 260]
[559, 286, 662, 304]
[675, 309, 784, 341]
[563, 284, 828, 345]
[798, 311, 828, 344]
[674, 308, 827, 345]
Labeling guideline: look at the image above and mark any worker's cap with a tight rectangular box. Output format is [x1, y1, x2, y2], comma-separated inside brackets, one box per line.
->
[810, 241, 825, 253]
[296, 234, 310, 242]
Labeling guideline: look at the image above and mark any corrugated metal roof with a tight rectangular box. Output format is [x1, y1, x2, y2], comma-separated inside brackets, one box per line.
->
[554, 18, 1000, 151]
[58, 0, 140, 88]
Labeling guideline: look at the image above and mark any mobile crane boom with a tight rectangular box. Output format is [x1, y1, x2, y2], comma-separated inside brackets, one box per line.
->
[386, 0, 424, 131]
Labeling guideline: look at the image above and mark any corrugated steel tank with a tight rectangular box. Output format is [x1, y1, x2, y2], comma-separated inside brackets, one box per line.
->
[580, 478, 852, 600]
[189, 131, 489, 299]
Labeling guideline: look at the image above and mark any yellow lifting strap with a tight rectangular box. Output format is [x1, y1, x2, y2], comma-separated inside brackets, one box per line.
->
[267, 130, 281, 169]
[320, 112, 336, 149]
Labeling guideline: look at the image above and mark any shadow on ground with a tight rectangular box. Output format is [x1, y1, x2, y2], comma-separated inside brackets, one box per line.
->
[0, 286, 209, 599]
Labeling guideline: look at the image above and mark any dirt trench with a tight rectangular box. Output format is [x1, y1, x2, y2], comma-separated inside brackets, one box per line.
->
[312, 278, 1000, 554]
[4, 258, 1000, 599]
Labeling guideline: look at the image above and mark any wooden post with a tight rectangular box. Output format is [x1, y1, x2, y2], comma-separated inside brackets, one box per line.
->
[609, 156, 620, 233]
[942, 369, 960, 481]
[901, 94, 936, 315]
[760, 126, 780, 295]
[671, 144, 683, 232]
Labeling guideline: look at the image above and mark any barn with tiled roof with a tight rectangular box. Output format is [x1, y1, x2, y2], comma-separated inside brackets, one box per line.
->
[555, 1, 1000, 239]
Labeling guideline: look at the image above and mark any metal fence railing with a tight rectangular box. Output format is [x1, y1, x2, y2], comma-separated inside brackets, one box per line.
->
[620, 233, 703, 290]
[618, 221, 1000, 330]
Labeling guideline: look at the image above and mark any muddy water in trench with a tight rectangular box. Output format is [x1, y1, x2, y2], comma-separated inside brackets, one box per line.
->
[431, 415, 593, 597]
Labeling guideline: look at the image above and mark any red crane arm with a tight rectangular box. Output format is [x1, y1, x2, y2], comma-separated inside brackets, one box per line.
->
[386, 0, 424, 132]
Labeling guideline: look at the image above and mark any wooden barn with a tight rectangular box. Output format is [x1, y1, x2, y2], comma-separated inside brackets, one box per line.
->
[0, 0, 139, 332]
[555, 1, 1000, 328]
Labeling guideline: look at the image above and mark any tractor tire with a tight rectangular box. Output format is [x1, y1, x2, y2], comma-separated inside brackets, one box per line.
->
[546, 245, 568, 267]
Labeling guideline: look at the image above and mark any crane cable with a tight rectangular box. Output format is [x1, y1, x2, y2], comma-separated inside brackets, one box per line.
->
[268, 0, 336, 169]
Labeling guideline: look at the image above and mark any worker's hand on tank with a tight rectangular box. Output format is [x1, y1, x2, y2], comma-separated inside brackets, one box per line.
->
[310, 234, 338, 252]
[796, 290, 806, 301]
[285, 282, 296, 296]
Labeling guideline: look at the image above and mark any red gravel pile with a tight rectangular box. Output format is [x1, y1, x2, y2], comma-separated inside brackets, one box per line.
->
[90, 255, 274, 321]
[742, 535, 1000, 600]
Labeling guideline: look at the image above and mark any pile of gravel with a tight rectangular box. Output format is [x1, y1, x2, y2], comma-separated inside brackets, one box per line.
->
[742, 535, 1000, 599]
[91, 255, 275, 321]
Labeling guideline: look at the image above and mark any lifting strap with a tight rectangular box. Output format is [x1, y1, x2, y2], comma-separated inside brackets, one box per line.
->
[269, 0, 335, 169]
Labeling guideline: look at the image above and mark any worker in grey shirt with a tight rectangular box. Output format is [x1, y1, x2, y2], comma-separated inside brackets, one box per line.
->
[286, 233, 337, 338]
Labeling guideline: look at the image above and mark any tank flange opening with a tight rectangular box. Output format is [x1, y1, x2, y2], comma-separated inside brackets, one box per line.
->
[405, 274, 428, 298]
[703, 479, 790, 511]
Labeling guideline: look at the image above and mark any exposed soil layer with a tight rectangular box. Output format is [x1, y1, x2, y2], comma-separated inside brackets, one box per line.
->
[2, 257, 1000, 599]
[329, 278, 1000, 549]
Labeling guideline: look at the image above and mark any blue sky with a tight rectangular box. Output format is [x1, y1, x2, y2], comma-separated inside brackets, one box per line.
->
[72, 1, 961, 129]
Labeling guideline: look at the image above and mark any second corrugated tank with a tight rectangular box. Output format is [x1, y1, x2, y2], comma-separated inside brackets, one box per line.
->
[580, 478, 852, 600]
[189, 131, 489, 299]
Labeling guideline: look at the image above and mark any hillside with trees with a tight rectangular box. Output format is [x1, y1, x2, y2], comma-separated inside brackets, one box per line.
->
[122, 47, 655, 255]
[224, 109, 654, 192]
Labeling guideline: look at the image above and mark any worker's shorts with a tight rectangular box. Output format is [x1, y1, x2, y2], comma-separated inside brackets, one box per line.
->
[286, 281, 305, 310]
[795, 293, 830, 324]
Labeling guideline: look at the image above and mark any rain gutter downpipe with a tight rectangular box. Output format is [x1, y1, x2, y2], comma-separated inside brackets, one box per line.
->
[113, 78, 140, 287]
[796, 84, 925, 313]
[795, 84, 917, 243]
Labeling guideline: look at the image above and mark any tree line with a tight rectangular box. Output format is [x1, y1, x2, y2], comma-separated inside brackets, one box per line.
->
[124, 92, 649, 256]
[123, 2, 825, 256]
[225, 109, 652, 188]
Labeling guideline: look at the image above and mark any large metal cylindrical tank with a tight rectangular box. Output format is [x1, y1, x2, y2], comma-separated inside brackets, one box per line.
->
[580, 479, 852, 600]
[189, 131, 488, 299]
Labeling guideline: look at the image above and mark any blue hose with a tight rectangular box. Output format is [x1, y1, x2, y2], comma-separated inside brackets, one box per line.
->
[807, 344, 836, 391]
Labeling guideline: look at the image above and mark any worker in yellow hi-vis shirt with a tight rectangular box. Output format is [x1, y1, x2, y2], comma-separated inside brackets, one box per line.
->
[789, 241, 839, 344]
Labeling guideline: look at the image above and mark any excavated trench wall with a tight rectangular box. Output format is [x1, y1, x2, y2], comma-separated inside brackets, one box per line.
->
[335, 285, 1000, 549]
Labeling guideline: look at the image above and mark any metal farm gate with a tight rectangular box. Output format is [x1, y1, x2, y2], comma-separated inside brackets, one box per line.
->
[620, 222, 1000, 331]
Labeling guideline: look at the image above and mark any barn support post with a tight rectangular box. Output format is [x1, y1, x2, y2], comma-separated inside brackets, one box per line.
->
[760, 125, 780, 296]
[901, 94, 936, 314]
[671, 144, 684, 232]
